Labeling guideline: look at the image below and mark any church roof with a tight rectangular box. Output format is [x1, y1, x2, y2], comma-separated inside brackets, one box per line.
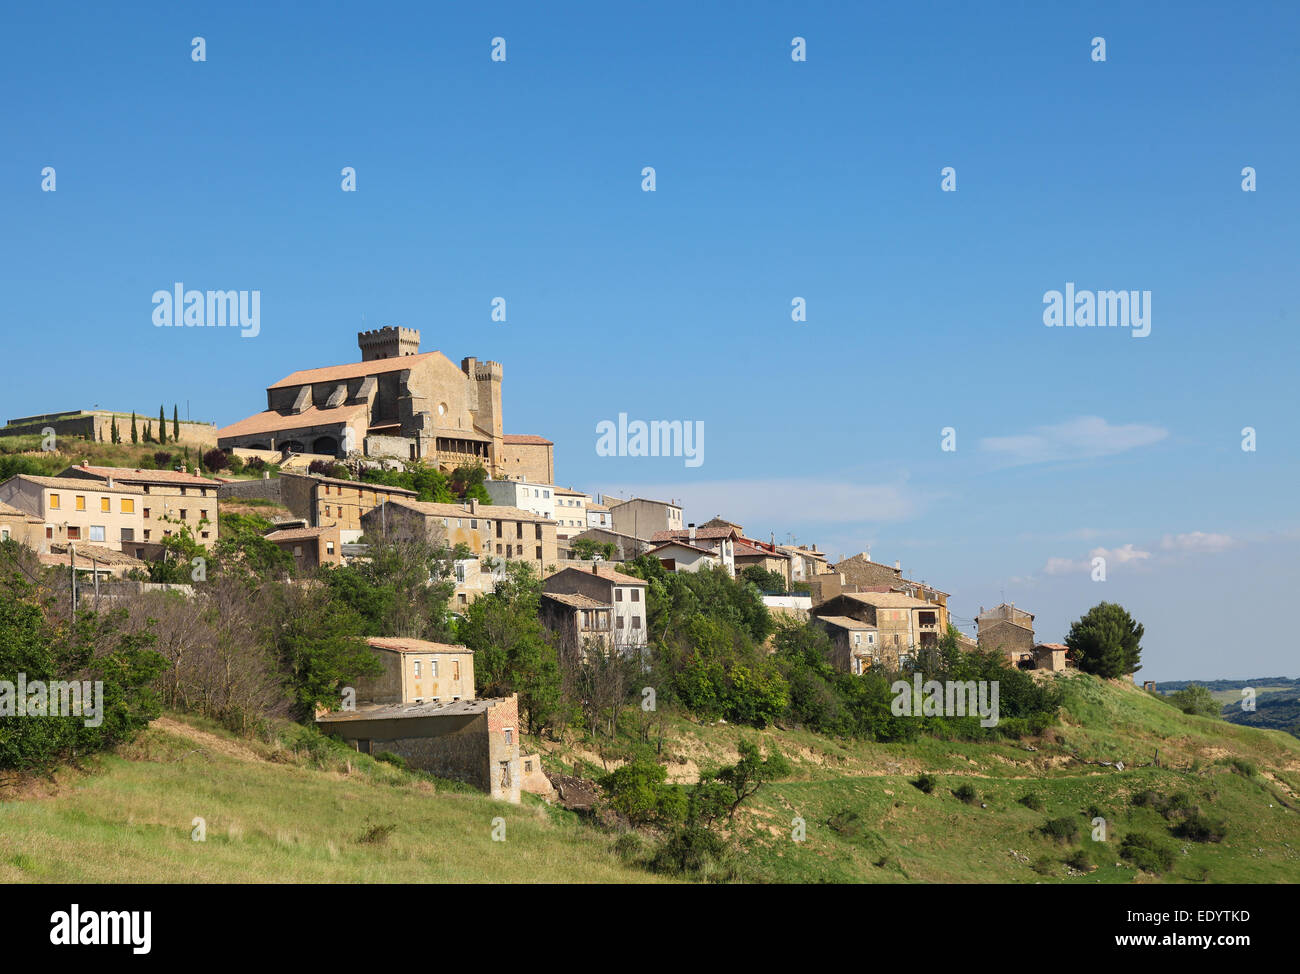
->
[267, 351, 446, 390]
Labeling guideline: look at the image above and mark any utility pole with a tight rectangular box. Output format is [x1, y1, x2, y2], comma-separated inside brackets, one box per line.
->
[69, 544, 77, 613]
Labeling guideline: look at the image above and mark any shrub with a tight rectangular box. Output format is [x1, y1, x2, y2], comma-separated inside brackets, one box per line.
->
[1065, 847, 1093, 871]
[1041, 816, 1080, 843]
[648, 825, 733, 879]
[612, 832, 645, 864]
[953, 783, 978, 805]
[227, 453, 246, 474]
[1120, 832, 1175, 873]
[375, 751, 407, 770]
[153, 451, 173, 470]
[1031, 855, 1056, 876]
[356, 822, 397, 845]
[1085, 803, 1104, 820]
[1226, 757, 1257, 778]
[1171, 811, 1227, 843]
[203, 448, 229, 472]
[1019, 793, 1045, 812]
[911, 774, 936, 794]
[828, 809, 865, 838]
[600, 760, 685, 826]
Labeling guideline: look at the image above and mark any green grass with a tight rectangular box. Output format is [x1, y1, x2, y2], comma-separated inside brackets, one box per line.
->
[3, 674, 1299, 883]
[0, 716, 670, 883]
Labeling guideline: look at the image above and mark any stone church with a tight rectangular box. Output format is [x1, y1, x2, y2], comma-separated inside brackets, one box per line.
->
[217, 327, 554, 482]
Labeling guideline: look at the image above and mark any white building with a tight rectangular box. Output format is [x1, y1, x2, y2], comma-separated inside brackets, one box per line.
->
[483, 479, 556, 521]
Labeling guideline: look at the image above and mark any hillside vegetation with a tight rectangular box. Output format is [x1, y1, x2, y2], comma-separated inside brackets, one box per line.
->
[3, 674, 1297, 883]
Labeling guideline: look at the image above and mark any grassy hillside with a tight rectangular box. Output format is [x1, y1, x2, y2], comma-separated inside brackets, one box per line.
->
[2, 674, 1298, 883]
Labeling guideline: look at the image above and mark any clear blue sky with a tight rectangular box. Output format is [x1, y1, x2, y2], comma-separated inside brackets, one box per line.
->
[3, 2, 1297, 680]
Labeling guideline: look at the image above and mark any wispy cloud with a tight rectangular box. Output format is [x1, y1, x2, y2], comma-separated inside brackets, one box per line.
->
[980, 416, 1168, 465]
[1044, 543, 1151, 575]
[1160, 531, 1236, 553]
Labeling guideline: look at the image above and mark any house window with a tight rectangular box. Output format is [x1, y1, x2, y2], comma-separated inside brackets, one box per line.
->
[45, 526, 53, 539]
[631, 616, 642, 629]
[89, 526, 105, 542]
[616, 616, 625, 629]
[0, 529, 8, 541]
[75, 496, 86, 511]
[49, 494, 60, 510]
[615, 589, 623, 601]
[534, 524, 542, 540]
[122, 498, 135, 513]
[431, 660, 438, 678]
[470, 519, 478, 530]
[515, 522, 523, 539]
[452, 660, 460, 680]
[100, 497, 110, 512]
[631, 589, 640, 602]
[143, 530, 151, 540]
[200, 509, 208, 520]
[67, 526, 80, 540]
[179, 510, 187, 520]
[143, 508, 150, 519]
[414, 660, 422, 678]
[500, 761, 511, 788]
[326, 541, 335, 555]
[496, 543, 503, 554]
[535, 545, 542, 559]
[504, 728, 513, 744]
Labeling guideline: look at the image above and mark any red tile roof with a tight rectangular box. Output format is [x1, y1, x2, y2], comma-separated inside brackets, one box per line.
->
[217, 404, 367, 439]
[267, 352, 446, 389]
[61, 464, 222, 488]
[503, 434, 553, 446]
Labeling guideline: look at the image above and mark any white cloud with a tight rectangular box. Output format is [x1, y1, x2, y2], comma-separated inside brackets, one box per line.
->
[979, 415, 1168, 465]
[1160, 531, 1236, 553]
[1043, 543, 1150, 575]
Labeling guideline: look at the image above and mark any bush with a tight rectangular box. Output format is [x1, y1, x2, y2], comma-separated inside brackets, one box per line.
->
[203, 448, 229, 472]
[153, 451, 173, 470]
[1031, 855, 1056, 876]
[1120, 832, 1175, 873]
[375, 751, 407, 770]
[1171, 811, 1227, 843]
[1040, 816, 1080, 843]
[827, 809, 865, 838]
[612, 832, 646, 864]
[1065, 846, 1093, 871]
[1166, 683, 1221, 718]
[911, 774, 936, 794]
[227, 453, 246, 474]
[599, 760, 685, 826]
[952, 783, 978, 805]
[1226, 757, 1257, 778]
[648, 825, 733, 880]
[1019, 793, 1045, 812]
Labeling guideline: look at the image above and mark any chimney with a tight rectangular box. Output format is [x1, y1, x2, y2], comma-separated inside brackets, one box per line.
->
[591, 564, 598, 574]
[470, 498, 479, 515]
[894, 560, 900, 570]
[688, 523, 696, 542]
[107, 477, 114, 489]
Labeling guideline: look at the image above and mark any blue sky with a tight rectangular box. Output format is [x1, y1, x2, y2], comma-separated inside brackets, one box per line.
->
[2, 2, 1297, 680]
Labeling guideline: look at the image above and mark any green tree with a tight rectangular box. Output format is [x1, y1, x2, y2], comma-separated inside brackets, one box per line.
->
[130, 412, 138, 444]
[158, 405, 167, 444]
[600, 759, 686, 826]
[172, 405, 179, 441]
[1167, 683, 1221, 718]
[1066, 602, 1143, 679]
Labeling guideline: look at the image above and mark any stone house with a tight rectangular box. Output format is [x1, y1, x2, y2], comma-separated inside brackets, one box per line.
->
[361, 497, 559, 573]
[645, 539, 720, 573]
[0, 499, 44, 548]
[0, 474, 146, 553]
[539, 591, 615, 654]
[263, 524, 342, 573]
[277, 472, 418, 543]
[543, 564, 648, 651]
[610, 496, 683, 541]
[811, 615, 880, 674]
[813, 590, 942, 666]
[977, 603, 1036, 665]
[59, 463, 222, 547]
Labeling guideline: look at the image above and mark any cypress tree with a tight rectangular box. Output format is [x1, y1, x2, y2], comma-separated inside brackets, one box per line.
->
[130, 412, 138, 444]
[158, 405, 167, 444]
[172, 405, 179, 441]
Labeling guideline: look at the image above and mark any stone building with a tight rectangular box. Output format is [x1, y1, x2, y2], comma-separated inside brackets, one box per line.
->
[812, 615, 880, 674]
[813, 590, 942, 666]
[543, 564, 648, 652]
[58, 463, 222, 548]
[0, 499, 44, 548]
[1, 410, 217, 449]
[610, 496, 683, 541]
[0, 474, 146, 553]
[277, 472, 418, 542]
[977, 602, 1036, 666]
[360, 496, 559, 572]
[263, 524, 342, 573]
[316, 636, 520, 803]
[216, 326, 551, 477]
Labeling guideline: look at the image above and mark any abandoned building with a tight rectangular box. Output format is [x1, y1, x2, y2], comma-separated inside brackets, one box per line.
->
[976, 602, 1036, 665]
[316, 637, 521, 802]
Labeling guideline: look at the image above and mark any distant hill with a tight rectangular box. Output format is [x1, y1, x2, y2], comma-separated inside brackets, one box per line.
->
[1153, 677, 1300, 740]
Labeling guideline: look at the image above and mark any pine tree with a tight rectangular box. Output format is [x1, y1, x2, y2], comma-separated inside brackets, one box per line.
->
[172, 405, 179, 441]
[158, 405, 167, 444]
[130, 412, 138, 444]
[1065, 602, 1144, 679]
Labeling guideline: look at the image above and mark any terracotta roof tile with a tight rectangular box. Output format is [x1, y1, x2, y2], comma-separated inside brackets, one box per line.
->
[61, 464, 222, 488]
[267, 351, 446, 390]
[217, 404, 368, 439]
